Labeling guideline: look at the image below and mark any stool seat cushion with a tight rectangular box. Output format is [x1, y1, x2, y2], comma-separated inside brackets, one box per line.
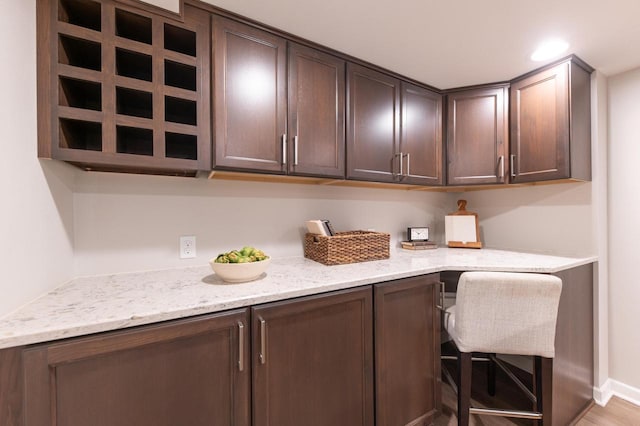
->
[448, 271, 562, 357]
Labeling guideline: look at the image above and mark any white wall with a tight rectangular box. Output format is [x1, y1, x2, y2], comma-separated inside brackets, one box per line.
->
[73, 172, 449, 276]
[0, 1, 75, 318]
[459, 182, 595, 256]
[608, 67, 640, 393]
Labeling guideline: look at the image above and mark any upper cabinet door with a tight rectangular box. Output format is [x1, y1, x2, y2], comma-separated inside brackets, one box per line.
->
[446, 86, 508, 185]
[400, 82, 443, 186]
[213, 16, 287, 173]
[510, 59, 591, 183]
[347, 64, 400, 183]
[288, 43, 345, 178]
[510, 63, 569, 183]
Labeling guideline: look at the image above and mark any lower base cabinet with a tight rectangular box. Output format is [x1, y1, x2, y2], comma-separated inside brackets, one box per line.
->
[22, 309, 251, 426]
[375, 275, 441, 426]
[252, 286, 375, 426]
[15, 275, 442, 426]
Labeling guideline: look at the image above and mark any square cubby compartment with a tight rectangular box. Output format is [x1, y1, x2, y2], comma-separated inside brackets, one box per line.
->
[164, 24, 196, 57]
[116, 48, 152, 82]
[166, 133, 197, 160]
[165, 60, 196, 91]
[59, 35, 101, 71]
[59, 77, 101, 111]
[58, 0, 101, 31]
[165, 96, 196, 126]
[115, 9, 152, 45]
[59, 118, 102, 151]
[116, 87, 152, 119]
[117, 126, 153, 156]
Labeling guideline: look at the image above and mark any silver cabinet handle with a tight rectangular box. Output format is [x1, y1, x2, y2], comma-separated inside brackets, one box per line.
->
[436, 281, 445, 311]
[282, 134, 287, 165]
[499, 155, 505, 179]
[259, 317, 266, 364]
[510, 154, 516, 178]
[293, 136, 299, 166]
[405, 153, 411, 177]
[238, 321, 244, 372]
[397, 152, 403, 177]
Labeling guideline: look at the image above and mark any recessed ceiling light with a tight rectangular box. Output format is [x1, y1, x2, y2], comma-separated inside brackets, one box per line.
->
[531, 39, 569, 62]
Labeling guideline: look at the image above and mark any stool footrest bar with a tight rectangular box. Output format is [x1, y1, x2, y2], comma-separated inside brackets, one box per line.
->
[469, 407, 543, 420]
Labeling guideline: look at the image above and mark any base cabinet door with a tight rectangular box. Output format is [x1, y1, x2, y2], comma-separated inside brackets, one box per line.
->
[252, 286, 374, 426]
[23, 309, 250, 426]
[375, 274, 441, 426]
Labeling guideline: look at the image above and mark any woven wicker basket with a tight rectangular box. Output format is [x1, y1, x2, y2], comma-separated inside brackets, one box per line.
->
[304, 231, 390, 265]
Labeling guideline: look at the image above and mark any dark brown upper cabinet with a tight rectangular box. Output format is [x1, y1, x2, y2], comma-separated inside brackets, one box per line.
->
[446, 85, 509, 186]
[347, 63, 401, 183]
[23, 309, 250, 426]
[37, 0, 211, 175]
[287, 43, 346, 178]
[251, 286, 374, 426]
[510, 57, 592, 183]
[400, 82, 443, 186]
[212, 16, 287, 173]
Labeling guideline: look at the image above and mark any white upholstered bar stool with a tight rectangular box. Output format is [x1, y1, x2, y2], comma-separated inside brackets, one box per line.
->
[443, 271, 562, 426]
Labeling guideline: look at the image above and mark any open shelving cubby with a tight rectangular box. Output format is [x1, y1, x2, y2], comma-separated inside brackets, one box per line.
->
[38, 0, 211, 175]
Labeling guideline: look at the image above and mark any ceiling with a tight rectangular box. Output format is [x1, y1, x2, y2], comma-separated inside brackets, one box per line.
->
[198, 0, 640, 89]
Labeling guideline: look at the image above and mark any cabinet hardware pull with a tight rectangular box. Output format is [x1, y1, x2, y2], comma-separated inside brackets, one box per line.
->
[395, 152, 403, 178]
[294, 136, 299, 166]
[499, 155, 505, 179]
[405, 153, 411, 177]
[282, 134, 287, 165]
[436, 281, 446, 311]
[238, 321, 244, 372]
[510, 154, 516, 178]
[259, 317, 266, 364]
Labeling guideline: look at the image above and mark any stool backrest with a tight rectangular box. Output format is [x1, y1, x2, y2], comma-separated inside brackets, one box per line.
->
[454, 271, 562, 357]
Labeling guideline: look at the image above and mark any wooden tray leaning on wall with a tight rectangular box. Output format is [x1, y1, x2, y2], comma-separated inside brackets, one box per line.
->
[445, 199, 483, 249]
[304, 231, 390, 265]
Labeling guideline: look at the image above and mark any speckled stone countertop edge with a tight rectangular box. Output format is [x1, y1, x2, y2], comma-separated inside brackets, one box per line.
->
[0, 248, 597, 350]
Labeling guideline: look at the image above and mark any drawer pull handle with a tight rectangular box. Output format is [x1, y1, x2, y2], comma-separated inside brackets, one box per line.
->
[436, 281, 446, 311]
[238, 321, 244, 372]
[259, 317, 267, 364]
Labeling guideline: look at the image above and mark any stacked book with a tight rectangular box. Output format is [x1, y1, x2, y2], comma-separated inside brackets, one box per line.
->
[401, 241, 438, 250]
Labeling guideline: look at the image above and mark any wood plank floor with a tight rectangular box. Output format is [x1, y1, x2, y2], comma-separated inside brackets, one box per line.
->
[576, 397, 640, 425]
[435, 357, 640, 425]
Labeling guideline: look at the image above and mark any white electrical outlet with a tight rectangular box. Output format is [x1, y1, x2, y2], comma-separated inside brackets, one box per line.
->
[179, 236, 196, 259]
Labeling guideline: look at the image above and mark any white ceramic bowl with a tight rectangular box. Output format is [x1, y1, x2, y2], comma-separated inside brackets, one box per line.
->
[209, 257, 271, 283]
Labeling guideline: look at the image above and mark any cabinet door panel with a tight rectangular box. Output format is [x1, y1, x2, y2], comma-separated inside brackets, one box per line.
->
[213, 16, 286, 172]
[446, 86, 508, 185]
[375, 275, 440, 426]
[510, 62, 569, 182]
[252, 286, 374, 426]
[401, 83, 443, 185]
[23, 310, 250, 426]
[347, 63, 400, 182]
[288, 43, 345, 178]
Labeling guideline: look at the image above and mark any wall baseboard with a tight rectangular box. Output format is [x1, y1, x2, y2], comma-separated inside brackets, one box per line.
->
[594, 378, 640, 407]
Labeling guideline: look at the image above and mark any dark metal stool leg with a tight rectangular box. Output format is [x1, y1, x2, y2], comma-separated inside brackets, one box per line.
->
[458, 351, 472, 426]
[535, 356, 554, 426]
[487, 353, 496, 396]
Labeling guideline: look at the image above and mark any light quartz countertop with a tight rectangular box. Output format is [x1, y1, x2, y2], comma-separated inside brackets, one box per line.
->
[0, 247, 596, 350]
